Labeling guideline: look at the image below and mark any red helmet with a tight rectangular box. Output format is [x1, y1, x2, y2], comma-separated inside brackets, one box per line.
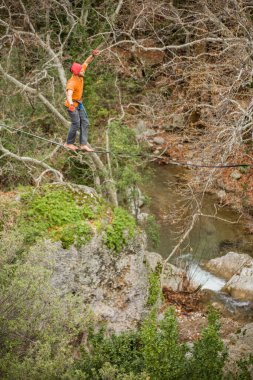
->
[70, 62, 82, 75]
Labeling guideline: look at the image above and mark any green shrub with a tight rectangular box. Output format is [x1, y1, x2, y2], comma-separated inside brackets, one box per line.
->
[104, 207, 136, 253]
[0, 243, 92, 380]
[72, 307, 230, 380]
[146, 270, 162, 306]
[107, 121, 150, 208]
[18, 185, 95, 248]
[76, 328, 143, 378]
[51, 220, 93, 249]
[141, 308, 188, 380]
[188, 308, 227, 380]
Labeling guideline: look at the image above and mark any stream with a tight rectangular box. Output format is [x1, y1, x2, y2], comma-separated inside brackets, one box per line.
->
[142, 163, 253, 321]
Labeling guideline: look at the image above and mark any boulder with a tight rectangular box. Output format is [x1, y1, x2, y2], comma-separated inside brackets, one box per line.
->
[30, 233, 189, 332]
[204, 252, 253, 280]
[145, 251, 189, 291]
[145, 251, 163, 271]
[162, 263, 189, 291]
[137, 212, 149, 222]
[222, 261, 253, 301]
[32, 233, 150, 333]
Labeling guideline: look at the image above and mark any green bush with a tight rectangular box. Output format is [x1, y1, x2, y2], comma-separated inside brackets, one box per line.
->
[18, 185, 95, 248]
[107, 121, 150, 209]
[104, 207, 136, 253]
[141, 308, 188, 380]
[76, 328, 143, 378]
[146, 270, 162, 306]
[0, 242, 92, 380]
[70, 307, 234, 380]
[188, 308, 227, 380]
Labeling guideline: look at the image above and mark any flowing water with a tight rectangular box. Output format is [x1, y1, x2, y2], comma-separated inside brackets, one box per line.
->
[142, 163, 253, 320]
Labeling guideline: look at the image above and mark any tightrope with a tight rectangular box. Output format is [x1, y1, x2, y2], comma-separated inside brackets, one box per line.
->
[1, 124, 253, 169]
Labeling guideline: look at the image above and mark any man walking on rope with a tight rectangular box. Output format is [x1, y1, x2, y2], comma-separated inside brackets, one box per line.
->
[64, 49, 100, 151]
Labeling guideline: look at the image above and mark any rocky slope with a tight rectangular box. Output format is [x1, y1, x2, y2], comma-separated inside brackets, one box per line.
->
[29, 230, 188, 333]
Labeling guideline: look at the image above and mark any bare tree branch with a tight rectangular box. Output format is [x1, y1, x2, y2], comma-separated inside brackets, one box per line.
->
[0, 142, 64, 183]
[0, 63, 70, 127]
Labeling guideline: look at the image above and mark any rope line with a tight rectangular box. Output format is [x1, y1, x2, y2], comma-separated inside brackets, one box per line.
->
[1, 124, 253, 169]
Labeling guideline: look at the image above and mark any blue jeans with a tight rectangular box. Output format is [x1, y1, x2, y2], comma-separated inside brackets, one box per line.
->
[66, 105, 89, 145]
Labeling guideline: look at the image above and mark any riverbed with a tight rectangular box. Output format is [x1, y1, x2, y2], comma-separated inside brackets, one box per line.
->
[142, 163, 253, 321]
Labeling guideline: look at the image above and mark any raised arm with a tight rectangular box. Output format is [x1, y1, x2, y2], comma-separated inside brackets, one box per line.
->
[82, 49, 100, 66]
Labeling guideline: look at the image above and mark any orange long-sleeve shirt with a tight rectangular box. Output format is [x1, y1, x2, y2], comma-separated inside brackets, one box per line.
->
[64, 63, 88, 107]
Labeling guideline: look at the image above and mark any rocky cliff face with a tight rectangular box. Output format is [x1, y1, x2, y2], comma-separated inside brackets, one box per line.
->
[34, 233, 149, 333]
[31, 233, 188, 333]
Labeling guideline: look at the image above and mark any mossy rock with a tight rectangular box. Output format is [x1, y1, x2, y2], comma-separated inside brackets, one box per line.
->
[17, 183, 102, 248]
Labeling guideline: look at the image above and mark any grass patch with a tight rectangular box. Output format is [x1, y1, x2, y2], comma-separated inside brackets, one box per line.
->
[104, 207, 137, 253]
[17, 185, 97, 248]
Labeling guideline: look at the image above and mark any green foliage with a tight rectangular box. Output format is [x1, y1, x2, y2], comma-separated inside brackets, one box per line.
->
[71, 306, 232, 380]
[51, 220, 92, 249]
[121, 77, 144, 96]
[2, 185, 138, 254]
[0, 128, 39, 190]
[0, 241, 92, 380]
[62, 155, 96, 188]
[97, 363, 149, 380]
[0, 250, 248, 380]
[116, 167, 143, 195]
[84, 69, 118, 126]
[18, 185, 96, 248]
[115, 372, 149, 380]
[0, 230, 25, 291]
[109, 121, 139, 156]
[239, 166, 250, 174]
[188, 308, 227, 380]
[146, 266, 162, 306]
[141, 308, 188, 380]
[76, 328, 143, 378]
[72, 306, 231, 380]
[108, 121, 147, 194]
[105, 120, 151, 212]
[104, 207, 136, 253]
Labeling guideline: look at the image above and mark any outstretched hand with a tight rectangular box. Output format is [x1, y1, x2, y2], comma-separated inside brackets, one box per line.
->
[92, 49, 100, 56]
[84, 50, 101, 65]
